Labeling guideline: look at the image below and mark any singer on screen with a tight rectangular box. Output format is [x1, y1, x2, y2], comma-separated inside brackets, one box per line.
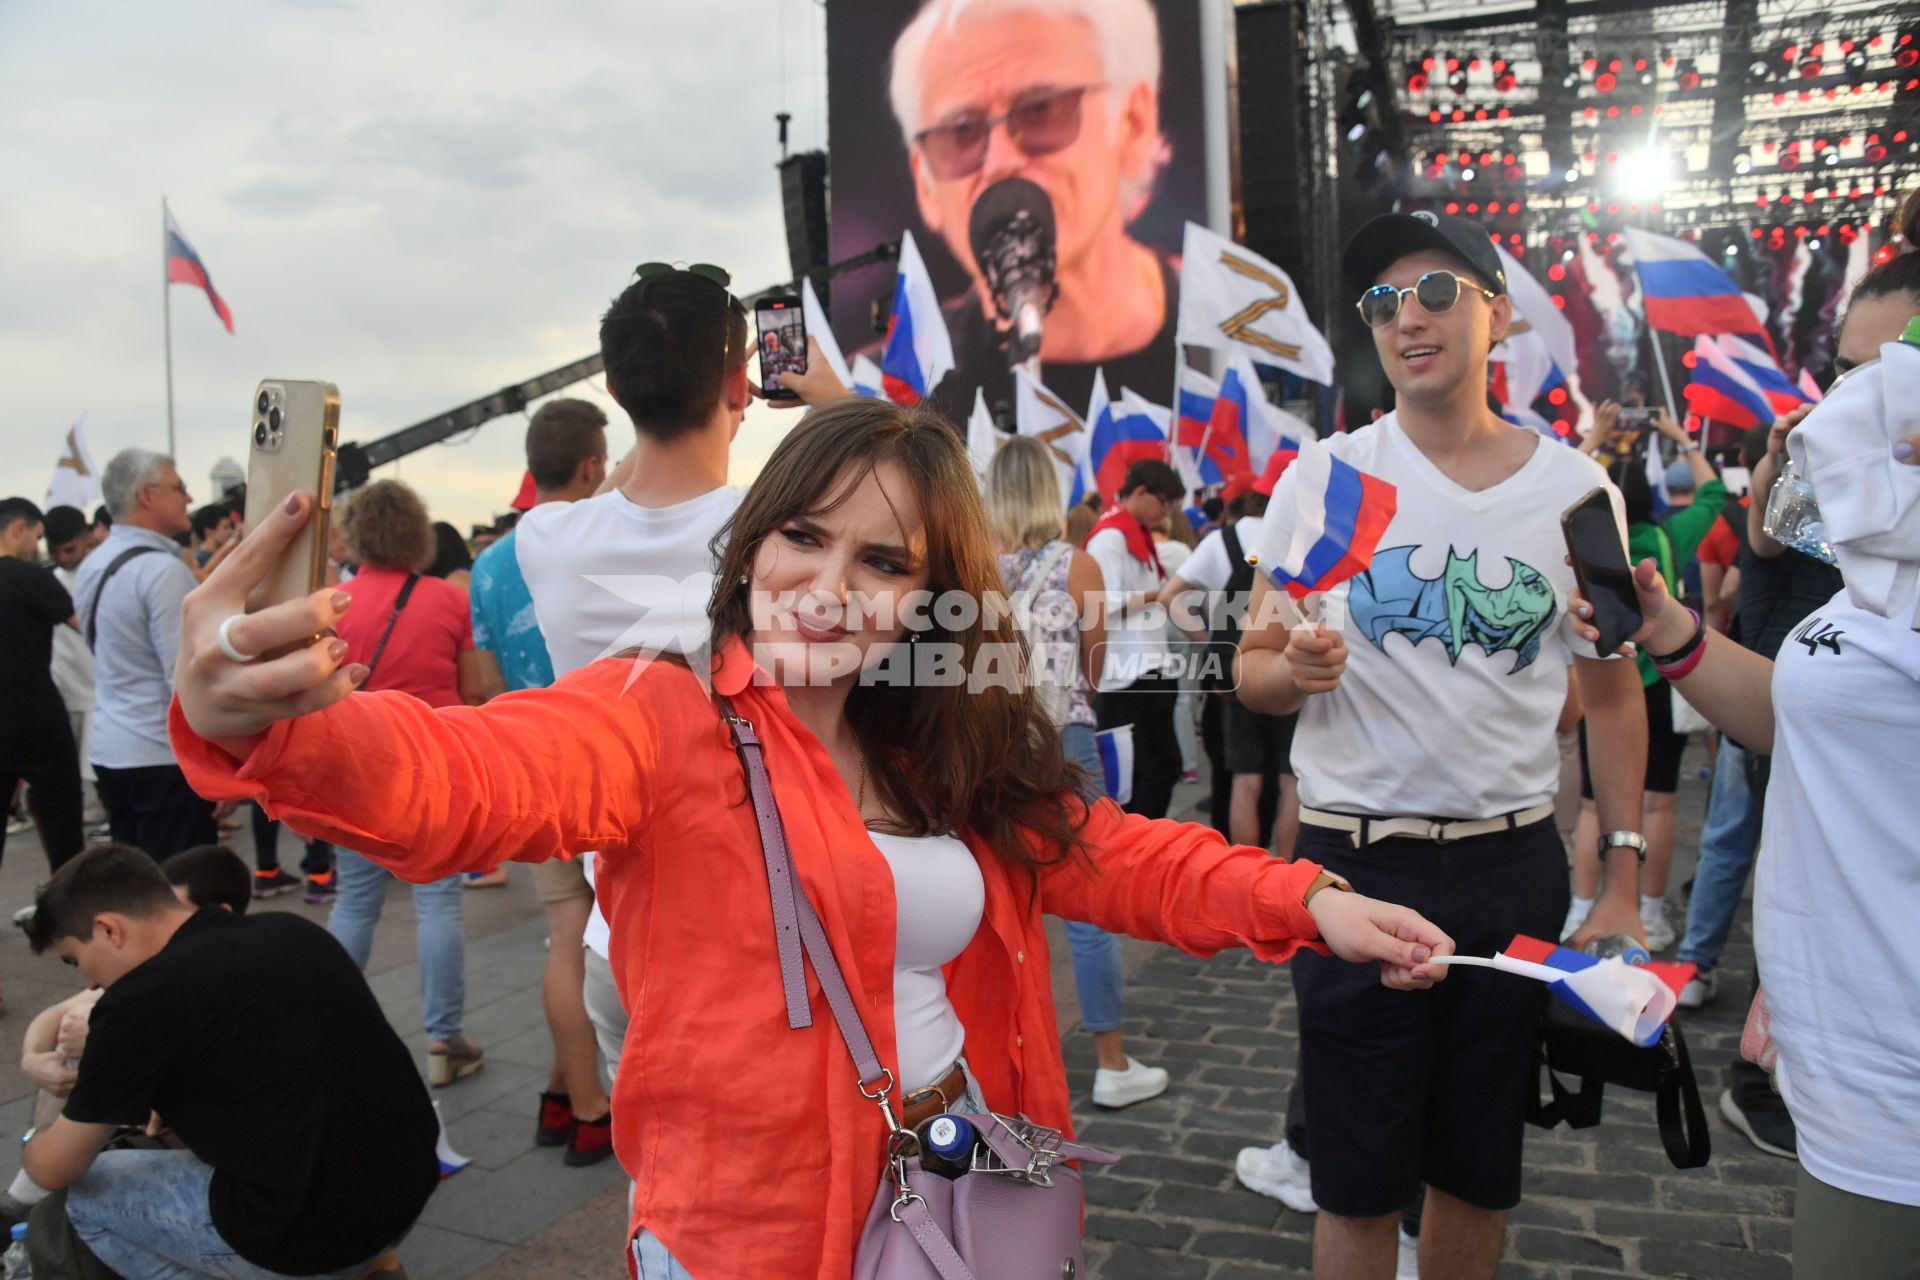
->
[887, 0, 1182, 415]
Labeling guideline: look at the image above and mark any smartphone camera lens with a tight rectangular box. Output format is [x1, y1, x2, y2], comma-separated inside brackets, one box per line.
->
[268, 406, 282, 432]
[257, 391, 270, 415]
[254, 423, 269, 448]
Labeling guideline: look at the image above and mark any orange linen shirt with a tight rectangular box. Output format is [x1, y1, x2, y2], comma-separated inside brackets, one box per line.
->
[171, 638, 1329, 1279]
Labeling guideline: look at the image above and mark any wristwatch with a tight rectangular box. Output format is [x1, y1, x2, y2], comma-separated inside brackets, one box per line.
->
[1303, 869, 1354, 908]
[1598, 831, 1649, 863]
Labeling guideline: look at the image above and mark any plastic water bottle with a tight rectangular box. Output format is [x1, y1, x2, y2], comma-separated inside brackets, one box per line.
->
[1584, 933, 1651, 967]
[1762, 458, 1837, 567]
[4, 1221, 30, 1279]
[917, 1113, 978, 1179]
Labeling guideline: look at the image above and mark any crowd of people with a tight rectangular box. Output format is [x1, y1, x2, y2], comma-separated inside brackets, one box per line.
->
[1, 176, 1916, 1280]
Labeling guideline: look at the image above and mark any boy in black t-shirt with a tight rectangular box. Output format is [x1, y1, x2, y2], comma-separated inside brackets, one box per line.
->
[21, 844, 438, 1278]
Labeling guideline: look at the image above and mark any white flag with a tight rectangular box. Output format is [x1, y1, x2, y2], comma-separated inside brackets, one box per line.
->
[45, 414, 101, 513]
[1014, 366, 1088, 502]
[801, 277, 851, 390]
[966, 387, 999, 487]
[1175, 222, 1336, 384]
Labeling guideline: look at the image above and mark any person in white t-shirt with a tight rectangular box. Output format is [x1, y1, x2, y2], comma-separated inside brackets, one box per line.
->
[1571, 257, 1920, 1278]
[1085, 459, 1188, 819]
[513, 265, 846, 1125]
[1231, 213, 1651, 1280]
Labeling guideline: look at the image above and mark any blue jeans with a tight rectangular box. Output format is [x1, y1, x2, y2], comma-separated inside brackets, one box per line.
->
[67, 1148, 379, 1278]
[1059, 724, 1126, 1034]
[1676, 737, 1763, 971]
[328, 848, 467, 1040]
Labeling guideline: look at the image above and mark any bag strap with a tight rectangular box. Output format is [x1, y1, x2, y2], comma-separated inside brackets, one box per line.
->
[84, 545, 162, 650]
[361, 574, 421, 687]
[1656, 1019, 1713, 1169]
[716, 695, 889, 1090]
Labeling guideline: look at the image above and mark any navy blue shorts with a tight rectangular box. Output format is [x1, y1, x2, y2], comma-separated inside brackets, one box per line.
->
[1290, 816, 1569, 1216]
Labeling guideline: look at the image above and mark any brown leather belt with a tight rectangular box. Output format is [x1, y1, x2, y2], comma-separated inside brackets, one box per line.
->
[901, 1061, 969, 1131]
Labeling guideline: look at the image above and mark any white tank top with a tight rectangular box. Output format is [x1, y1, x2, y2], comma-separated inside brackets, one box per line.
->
[868, 831, 985, 1092]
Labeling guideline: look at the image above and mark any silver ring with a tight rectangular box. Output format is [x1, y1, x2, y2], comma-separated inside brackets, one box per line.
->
[216, 614, 260, 664]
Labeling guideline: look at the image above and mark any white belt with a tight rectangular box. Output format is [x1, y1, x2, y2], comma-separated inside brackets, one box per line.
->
[1300, 803, 1557, 848]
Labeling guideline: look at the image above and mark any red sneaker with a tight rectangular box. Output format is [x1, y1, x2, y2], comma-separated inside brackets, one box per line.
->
[536, 1091, 573, 1147]
[565, 1111, 614, 1167]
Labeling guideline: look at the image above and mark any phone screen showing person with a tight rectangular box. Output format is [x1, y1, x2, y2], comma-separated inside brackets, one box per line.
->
[1561, 486, 1642, 656]
[755, 296, 806, 399]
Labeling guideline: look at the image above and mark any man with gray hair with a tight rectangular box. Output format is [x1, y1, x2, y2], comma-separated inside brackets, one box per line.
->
[70, 449, 216, 861]
[887, 0, 1181, 416]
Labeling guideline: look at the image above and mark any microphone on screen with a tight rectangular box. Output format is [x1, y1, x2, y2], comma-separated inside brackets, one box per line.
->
[968, 177, 1060, 372]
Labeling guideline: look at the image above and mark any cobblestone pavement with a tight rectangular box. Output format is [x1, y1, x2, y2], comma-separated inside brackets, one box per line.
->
[1061, 751, 1794, 1280]
[1, 743, 1787, 1278]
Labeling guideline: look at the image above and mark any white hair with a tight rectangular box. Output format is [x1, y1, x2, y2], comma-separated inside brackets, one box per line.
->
[102, 448, 174, 519]
[888, 0, 1162, 143]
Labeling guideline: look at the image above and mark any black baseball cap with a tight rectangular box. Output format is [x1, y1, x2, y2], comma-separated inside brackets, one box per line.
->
[1341, 211, 1508, 297]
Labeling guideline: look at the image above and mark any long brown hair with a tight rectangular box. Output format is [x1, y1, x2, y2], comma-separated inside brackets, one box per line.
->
[707, 397, 1090, 877]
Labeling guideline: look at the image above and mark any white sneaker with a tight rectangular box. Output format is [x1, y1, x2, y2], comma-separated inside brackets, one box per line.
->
[1091, 1057, 1170, 1109]
[1233, 1138, 1318, 1213]
[1677, 966, 1718, 1009]
[1641, 903, 1677, 952]
[1559, 898, 1593, 943]
[1396, 1226, 1420, 1279]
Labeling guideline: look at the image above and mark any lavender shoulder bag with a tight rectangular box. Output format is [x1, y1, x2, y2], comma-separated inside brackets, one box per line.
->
[719, 699, 1117, 1280]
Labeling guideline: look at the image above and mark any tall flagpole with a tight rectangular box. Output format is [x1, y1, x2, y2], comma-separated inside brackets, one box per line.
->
[162, 196, 177, 458]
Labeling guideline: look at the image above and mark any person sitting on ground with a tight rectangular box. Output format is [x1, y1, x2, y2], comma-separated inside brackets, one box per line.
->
[20, 843, 438, 1278]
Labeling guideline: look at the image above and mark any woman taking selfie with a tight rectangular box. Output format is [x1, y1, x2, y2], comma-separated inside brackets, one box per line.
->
[170, 398, 1450, 1278]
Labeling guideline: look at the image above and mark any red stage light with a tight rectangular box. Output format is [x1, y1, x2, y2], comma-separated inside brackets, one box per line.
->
[1607, 202, 1621, 214]
[1772, 92, 1787, 105]
[1875, 243, 1899, 264]
[1587, 202, 1600, 213]
[1685, 414, 1702, 432]
[1508, 201, 1522, 214]
[1452, 109, 1466, 121]
[1635, 57, 1648, 70]
[1897, 129, 1912, 142]
[1548, 263, 1567, 281]
[1801, 59, 1824, 78]
[1583, 55, 1598, 70]
[1504, 153, 1516, 165]
[1812, 42, 1825, 57]
[1804, 191, 1817, 203]
[1496, 106, 1512, 119]
[1555, 421, 1572, 437]
[1782, 152, 1801, 169]
[1460, 151, 1473, 164]
[1474, 108, 1489, 120]
[1552, 295, 1567, 310]
[1409, 73, 1430, 92]
[1681, 351, 1698, 369]
[1756, 194, 1770, 207]
[1839, 224, 1859, 243]
[1899, 48, 1920, 69]
[1606, 232, 1621, 245]
[1851, 183, 1866, 197]
[1631, 104, 1643, 115]
[1495, 71, 1516, 91]
[1481, 151, 1495, 165]
[1493, 57, 1508, 73]
[1509, 233, 1523, 246]
[1679, 70, 1700, 89]
[1583, 106, 1598, 119]
[1595, 72, 1617, 92]
[1605, 150, 1619, 164]
[1429, 109, 1443, 122]
[1446, 55, 1461, 71]
[1548, 388, 1569, 405]
[1423, 54, 1437, 70]
[1817, 223, 1830, 235]
[1606, 105, 1620, 118]
[1469, 56, 1482, 70]
[1446, 201, 1461, 214]
[1796, 226, 1810, 236]
[1488, 232, 1500, 243]
[1467, 202, 1480, 213]
[1842, 39, 1855, 53]
[1750, 227, 1764, 238]
[1609, 58, 1623, 72]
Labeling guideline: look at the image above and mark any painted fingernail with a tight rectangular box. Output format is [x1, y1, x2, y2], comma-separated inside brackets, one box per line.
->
[1895, 441, 1915, 462]
[331, 592, 352, 613]
[284, 491, 301, 515]
[327, 639, 348, 662]
[1578, 604, 1592, 618]
[346, 663, 370, 687]
[1412, 946, 1431, 964]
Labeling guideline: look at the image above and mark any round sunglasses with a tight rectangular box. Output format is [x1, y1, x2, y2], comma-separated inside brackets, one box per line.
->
[912, 84, 1102, 182]
[1356, 270, 1499, 329]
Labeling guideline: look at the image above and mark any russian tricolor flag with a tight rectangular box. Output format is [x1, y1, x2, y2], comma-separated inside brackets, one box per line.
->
[879, 231, 954, 405]
[1683, 336, 1777, 430]
[1173, 365, 1239, 486]
[1095, 724, 1134, 806]
[1086, 390, 1171, 504]
[850, 353, 884, 399]
[1719, 334, 1814, 414]
[1219, 353, 1299, 478]
[1622, 228, 1766, 339]
[1245, 433, 1397, 601]
[165, 205, 233, 333]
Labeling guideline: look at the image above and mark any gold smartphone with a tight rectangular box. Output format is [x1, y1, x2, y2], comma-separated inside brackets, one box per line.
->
[243, 380, 339, 633]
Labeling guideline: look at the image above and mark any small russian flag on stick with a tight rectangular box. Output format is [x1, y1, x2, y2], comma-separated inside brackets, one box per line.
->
[1094, 724, 1134, 807]
[1244, 433, 1397, 603]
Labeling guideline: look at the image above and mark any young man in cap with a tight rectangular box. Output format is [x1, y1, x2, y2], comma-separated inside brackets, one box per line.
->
[1233, 213, 1650, 1279]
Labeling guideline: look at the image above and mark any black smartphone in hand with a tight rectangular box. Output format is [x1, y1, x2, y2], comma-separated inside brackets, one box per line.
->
[1561, 486, 1642, 655]
[754, 295, 806, 400]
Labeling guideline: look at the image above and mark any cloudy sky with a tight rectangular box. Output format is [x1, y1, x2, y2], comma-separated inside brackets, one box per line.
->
[0, 0, 829, 532]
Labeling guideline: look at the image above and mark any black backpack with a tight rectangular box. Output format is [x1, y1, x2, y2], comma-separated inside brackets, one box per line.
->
[1202, 522, 1257, 697]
